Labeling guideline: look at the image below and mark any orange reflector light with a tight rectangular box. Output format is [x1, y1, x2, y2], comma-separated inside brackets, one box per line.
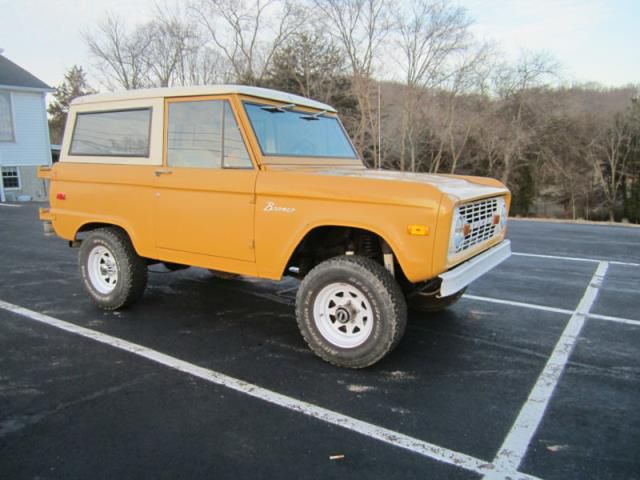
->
[407, 225, 429, 236]
[463, 223, 471, 236]
[56, 192, 66, 200]
[493, 214, 500, 225]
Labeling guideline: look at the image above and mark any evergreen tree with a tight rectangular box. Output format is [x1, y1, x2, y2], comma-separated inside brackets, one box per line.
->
[264, 31, 357, 115]
[48, 66, 95, 144]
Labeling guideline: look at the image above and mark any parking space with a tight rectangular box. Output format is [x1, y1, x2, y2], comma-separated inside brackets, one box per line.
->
[507, 220, 640, 265]
[3, 312, 477, 480]
[521, 319, 640, 480]
[1, 206, 639, 479]
[590, 264, 640, 321]
[464, 254, 598, 311]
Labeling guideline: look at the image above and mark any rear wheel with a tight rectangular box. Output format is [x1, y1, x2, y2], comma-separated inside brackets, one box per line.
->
[296, 256, 406, 368]
[79, 228, 148, 310]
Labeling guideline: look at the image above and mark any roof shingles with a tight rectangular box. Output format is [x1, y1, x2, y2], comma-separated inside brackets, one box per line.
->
[0, 55, 51, 90]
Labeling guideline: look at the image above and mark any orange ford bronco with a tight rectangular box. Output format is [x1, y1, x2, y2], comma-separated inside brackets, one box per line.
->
[39, 85, 511, 368]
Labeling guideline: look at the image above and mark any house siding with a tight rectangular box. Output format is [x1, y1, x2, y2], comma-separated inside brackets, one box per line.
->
[0, 89, 51, 201]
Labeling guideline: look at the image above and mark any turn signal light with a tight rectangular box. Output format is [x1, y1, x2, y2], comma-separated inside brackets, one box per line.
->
[407, 225, 429, 236]
[56, 192, 66, 200]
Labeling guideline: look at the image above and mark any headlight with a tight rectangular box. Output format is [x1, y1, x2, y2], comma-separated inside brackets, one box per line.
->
[449, 212, 466, 255]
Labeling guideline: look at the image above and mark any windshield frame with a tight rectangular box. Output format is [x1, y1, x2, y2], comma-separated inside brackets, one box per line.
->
[241, 100, 359, 160]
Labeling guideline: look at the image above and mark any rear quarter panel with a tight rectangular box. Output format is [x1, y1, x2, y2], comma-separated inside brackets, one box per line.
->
[47, 162, 157, 257]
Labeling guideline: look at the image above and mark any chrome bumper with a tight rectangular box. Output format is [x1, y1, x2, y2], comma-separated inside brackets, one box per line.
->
[438, 240, 511, 297]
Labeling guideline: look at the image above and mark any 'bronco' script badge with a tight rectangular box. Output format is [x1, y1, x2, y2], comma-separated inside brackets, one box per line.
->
[264, 201, 296, 213]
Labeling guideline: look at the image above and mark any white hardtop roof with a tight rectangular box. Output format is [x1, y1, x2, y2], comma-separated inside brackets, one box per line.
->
[72, 84, 337, 113]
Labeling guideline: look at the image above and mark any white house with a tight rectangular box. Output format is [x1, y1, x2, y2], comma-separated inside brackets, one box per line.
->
[0, 54, 53, 202]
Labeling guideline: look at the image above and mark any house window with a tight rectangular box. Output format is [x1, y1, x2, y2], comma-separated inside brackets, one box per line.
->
[0, 91, 15, 142]
[2, 167, 20, 189]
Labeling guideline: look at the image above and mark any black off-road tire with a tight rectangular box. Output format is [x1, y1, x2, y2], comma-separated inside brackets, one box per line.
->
[407, 288, 466, 313]
[295, 255, 407, 368]
[79, 228, 148, 310]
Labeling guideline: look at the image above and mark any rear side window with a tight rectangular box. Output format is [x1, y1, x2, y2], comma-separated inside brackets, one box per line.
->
[69, 108, 151, 157]
[167, 99, 252, 169]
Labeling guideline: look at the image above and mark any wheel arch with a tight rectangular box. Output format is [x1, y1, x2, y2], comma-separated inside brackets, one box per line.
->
[74, 221, 142, 255]
[281, 221, 409, 278]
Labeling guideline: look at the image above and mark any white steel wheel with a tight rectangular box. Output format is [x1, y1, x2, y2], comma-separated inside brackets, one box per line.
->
[87, 245, 119, 294]
[313, 282, 374, 349]
[296, 255, 407, 369]
[79, 228, 148, 310]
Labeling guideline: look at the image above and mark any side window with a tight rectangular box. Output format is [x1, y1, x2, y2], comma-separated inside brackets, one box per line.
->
[167, 99, 252, 169]
[168, 100, 223, 168]
[70, 108, 151, 156]
[223, 102, 252, 168]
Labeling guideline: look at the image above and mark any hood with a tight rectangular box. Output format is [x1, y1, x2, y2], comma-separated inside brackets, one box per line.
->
[314, 168, 508, 203]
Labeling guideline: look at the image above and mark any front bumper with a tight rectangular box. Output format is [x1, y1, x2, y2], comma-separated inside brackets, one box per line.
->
[438, 240, 511, 297]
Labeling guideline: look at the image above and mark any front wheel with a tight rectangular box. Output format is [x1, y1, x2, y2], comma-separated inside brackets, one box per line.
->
[295, 256, 407, 368]
[79, 228, 148, 310]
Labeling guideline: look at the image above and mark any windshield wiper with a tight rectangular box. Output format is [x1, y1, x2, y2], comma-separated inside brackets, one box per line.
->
[300, 110, 327, 121]
[260, 103, 296, 113]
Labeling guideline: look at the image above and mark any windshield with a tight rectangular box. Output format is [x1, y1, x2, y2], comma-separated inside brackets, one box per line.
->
[243, 102, 358, 159]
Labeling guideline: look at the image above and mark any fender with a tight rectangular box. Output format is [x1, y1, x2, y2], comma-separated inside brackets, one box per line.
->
[262, 217, 429, 282]
[72, 216, 148, 257]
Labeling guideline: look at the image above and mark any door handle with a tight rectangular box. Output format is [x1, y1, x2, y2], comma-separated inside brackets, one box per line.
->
[154, 169, 173, 176]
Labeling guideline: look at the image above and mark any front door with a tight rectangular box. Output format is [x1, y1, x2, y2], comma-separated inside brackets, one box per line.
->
[154, 97, 257, 262]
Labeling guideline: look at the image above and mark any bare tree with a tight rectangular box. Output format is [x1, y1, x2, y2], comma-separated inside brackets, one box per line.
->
[432, 44, 492, 174]
[537, 115, 598, 219]
[592, 112, 635, 221]
[489, 50, 560, 185]
[149, 5, 231, 86]
[314, 0, 391, 166]
[144, 8, 195, 87]
[192, 0, 302, 85]
[84, 14, 154, 90]
[394, 0, 473, 171]
[174, 45, 231, 86]
[85, 9, 230, 90]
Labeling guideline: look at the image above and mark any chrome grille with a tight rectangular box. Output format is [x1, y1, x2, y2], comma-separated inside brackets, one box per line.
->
[454, 197, 501, 254]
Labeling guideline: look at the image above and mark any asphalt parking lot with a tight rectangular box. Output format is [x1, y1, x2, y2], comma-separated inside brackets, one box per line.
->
[1, 204, 639, 480]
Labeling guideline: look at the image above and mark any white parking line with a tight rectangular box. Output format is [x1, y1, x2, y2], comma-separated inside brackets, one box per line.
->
[513, 252, 639, 267]
[0, 299, 541, 480]
[463, 294, 573, 316]
[610, 260, 640, 267]
[483, 261, 609, 480]
[463, 294, 640, 328]
[588, 312, 640, 328]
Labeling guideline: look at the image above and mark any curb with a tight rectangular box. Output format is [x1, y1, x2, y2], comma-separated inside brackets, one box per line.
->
[509, 217, 640, 228]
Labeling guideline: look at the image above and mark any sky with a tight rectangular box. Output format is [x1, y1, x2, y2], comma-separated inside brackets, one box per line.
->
[0, 0, 638, 91]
